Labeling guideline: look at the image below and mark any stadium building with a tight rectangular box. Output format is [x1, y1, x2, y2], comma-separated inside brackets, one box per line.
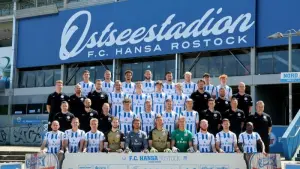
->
[0, 0, 299, 132]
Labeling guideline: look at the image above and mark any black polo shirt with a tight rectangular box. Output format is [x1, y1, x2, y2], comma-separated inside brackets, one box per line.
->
[87, 90, 109, 115]
[99, 113, 113, 134]
[247, 112, 272, 139]
[232, 93, 253, 118]
[78, 109, 99, 132]
[225, 108, 245, 136]
[190, 90, 211, 113]
[215, 97, 231, 117]
[54, 112, 75, 132]
[46, 92, 69, 122]
[69, 94, 86, 117]
[201, 109, 222, 135]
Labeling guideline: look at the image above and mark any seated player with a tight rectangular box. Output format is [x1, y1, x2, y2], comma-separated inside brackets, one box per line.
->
[83, 118, 105, 153]
[40, 121, 64, 154]
[104, 118, 125, 153]
[193, 120, 217, 153]
[63, 118, 85, 153]
[216, 119, 240, 153]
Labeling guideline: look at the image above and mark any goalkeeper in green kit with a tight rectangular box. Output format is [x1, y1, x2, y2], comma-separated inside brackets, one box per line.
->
[171, 116, 194, 152]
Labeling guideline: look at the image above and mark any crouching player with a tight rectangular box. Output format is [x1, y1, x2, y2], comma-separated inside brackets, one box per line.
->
[148, 115, 172, 153]
[193, 119, 217, 153]
[171, 116, 194, 152]
[104, 117, 125, 153]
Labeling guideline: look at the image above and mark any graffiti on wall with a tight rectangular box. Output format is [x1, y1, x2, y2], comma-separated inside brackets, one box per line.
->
[10, 124, 47, 145]
[0, 127, 9, 144]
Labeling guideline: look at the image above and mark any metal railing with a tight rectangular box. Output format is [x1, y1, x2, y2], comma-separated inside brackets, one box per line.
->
[0, 2, 13, 16]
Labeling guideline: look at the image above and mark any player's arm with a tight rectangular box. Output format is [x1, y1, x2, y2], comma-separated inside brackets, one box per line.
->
[103, 132, 110, 152]
[46, 95, 51, 113]
[248, 96, 253, 113]
[217, 113, 222, 130]
[211, 135, 217, 153]
[171, 130, 176, 149]
[142, 132, 149, 151]
[192, 135, 198, 152]
[188, 132, 193, 149]
[79, 131, 85, 152]
[237, 134, 244, 153]
[241, 111, 245, 130]
[125, 132, 131, 149]
[268, 115, 273, 135]
[148, 130, 153, 149]
[233, 134, 240, 153]
[40, 140, 47, 153]
[120, 132, 125, 149]
[99, 133, 105, 152]
[215, 134, 224, 153]
[83, 134, 88, 153]
[256, 133, 266, 155]
[166, 131, 171, 149]
[62, 133, 69, 152]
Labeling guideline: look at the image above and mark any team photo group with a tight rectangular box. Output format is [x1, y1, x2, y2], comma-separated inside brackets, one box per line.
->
[43, 69, 272, 155]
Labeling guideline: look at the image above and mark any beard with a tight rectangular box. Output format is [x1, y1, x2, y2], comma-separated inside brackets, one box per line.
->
[200, 127, 207, 131]
[145, 76, 150, 80]
[85, 106, 90, 109]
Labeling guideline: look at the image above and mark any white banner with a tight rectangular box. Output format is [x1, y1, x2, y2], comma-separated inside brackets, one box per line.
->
[25, 153, 59, 169]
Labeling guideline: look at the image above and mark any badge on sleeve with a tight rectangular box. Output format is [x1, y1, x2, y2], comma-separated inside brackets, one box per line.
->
[204, 94, 207, 98]
[81, 98, 84, 101]
[237, 113, 241, 116]
[108, 117, 111, 121]
[263, 116, 267, 119]
[101, 94, 104, 97]
[225, 101, 228, 104]
[214, 114, 217, 117]
[67, 116, 70, 119]
[244, 97, 248, 101]
[61, 95, 64, 98]
[90, 113, 93, 117]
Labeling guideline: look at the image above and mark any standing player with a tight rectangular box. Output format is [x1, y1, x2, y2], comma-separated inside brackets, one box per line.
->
[118, 98, 136, 135]
[171, 116, 194, 153]
[148, 115, 171, 152]
[151, 81, 167, 114]
[137, 99, 155, 136]
[202, 98, 222, 136]
[216, 119, 240, 153]
[171, 83, 188, 114]
[161, 99, 178, 134]
[193, 120, 217, 153]
[131, 81, 148, 114]
[109, 80, 127, 117]
[213, 74, 232, 100]
[124, 118, 148, 153]
[122, 70, 135, 96]
[69, 84, 86, 117]
[226, 98, 245, 137]
[163, 71, 176, 97]
[47, 80, 69, 131]
[83, 118, 105, 153]
[78, 70, 95, 97]
[98, 103, 113, 134]
[102, 70, 114, 94]
[182, 72, 197, 96]
[142, 70, 155, 95]
[63, 118, 85, 153]
[190, 80, 211, 118]
[78, 98, 99, 132]
[40, 121, 64, 154]
[238, 122, 266, 154]
[233, 82, 253, 119]
[104, 118, 125, 153]
[88, 79, 108, 115]
[203, 73, 215, 95]
[180, 99, 199, 134]
[54, 101, 75, 132]
[215, 87, 231, 117]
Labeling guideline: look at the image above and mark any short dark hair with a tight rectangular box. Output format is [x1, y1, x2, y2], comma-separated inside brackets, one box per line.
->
[197, 79, 206, 84]
[222, 118, 230, 123]
[165, 71, 172, 76]
[83, 70, 90, 75]
[208, 98, 215, 102]
[155, 80, 163, 86]
[132, 118, 141, 123]
[125, 70, 133, 75]
[203, 73, 210, 78]
[123, 97, 132, 104]
[231, 97, 238, 102]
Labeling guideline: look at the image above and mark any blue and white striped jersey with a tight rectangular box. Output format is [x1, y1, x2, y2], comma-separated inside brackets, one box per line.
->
[137, 111, 155, 135]
[213, 85, 233, 100]
[44, 131, 64, 154]
[193, 132, 215, 153]
[79, 81, 95, 97]
[118, 111, 136, 135]
[161, 111, 178, 134]
[131, 93, 148, 114]
[85, 130, 105, 153]
[142, 80, 155, 95]
[171, 93, 188, 114]
[151, 92, 167, 114]
[163, 82, 176, 97]
[109, 92, 127, 117]
[182, 81, 197, 96]
[216, 131, 237, 153]
[204, 84, 215, 95]
[238, 132, 261, 153]
[102, 81, 114, 93]
[64, 129, 85, 153]
[122, 82, 135, 96]
[180, 111, 199, 134]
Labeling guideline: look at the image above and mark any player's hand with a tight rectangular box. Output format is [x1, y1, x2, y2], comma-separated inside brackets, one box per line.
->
[65, 150, 69, 153]
[196, 150, 200, 153]
[116, 149, 123, 153]
[219, 149, 225, 153]
[187, 147, 195, 153]
[236, 149, 241, 153]
[164, 148, 172, 153]
[142, 149, 149, 153]
[172, 147, 179, 153]
[150, 147, 158, 153]
[262, 151, 268, 156]
[105, 148, 111, 153]
[124, 148, 132, 153]
[40, 149, 46, 154]
[59, 150, 64, 154]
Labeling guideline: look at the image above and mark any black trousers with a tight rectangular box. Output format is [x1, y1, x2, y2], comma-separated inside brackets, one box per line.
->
[257, 136, 270, 153]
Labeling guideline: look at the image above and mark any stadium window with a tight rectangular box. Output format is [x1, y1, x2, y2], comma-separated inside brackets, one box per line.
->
[18, 71, 27, 88]
[0, 105, 8, 115]
[208, 55, 223, 77]
[222, 55, 237, 76]
[26, 71, 36, 88]
[273, 50, 288, 74]
[36, 70, 45, 87]
[131, 62, 143, 81]
[292, 49, 300, 72]
[237, 53, 251, 76]
[27, 104, 43, 114]
[12, 104, 27, 115]
[95, 65, 113, 80]
[53, 69, 61, 85]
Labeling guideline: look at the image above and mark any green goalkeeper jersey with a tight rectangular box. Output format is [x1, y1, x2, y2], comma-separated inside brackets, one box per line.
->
[171, 129, 193, 152]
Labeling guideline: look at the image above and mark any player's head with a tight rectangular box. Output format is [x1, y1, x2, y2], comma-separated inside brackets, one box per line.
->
[102, 103, 110, 115]
[230, 97, 238, 109]
[125, 70, 133, 81]
[185, 98, 193, 110]
[144, 70, 152, 80]
[256, 100, 265, 114]
[123, 98, 132, 111]
[155, 80, 163, 91]
[145, 99, 152, 112]
[197, 79, 205, 90]
[246, 122, 254, 132]
[104, 70, 111, 80]
[84, 98, 92, 108]
[135, 81, 142, 91]
[219, 74, 228, 85]
[95, 79, 102, 90]
[184, 72, 192, 82]
[165, 71, 173, 82]
[203, 73, 210, 83]
[51, 120, 60, 131]
[208, 98, 215, 109]
[90, 118, 99, 131]
[178, 116, 186, 129]
[175, 83, 182, 93]
[155, 115, 163, 128]
[219, 87, 226, 98]
[75, 84, 82, 94]
[132, 118, 141, 130]
[238, 82, 246, 93]
[222, 119, 230, 130]
[111, 117, 119, 129]
[200, 119, 208, 131]
[82, 70, 90, 81]
[55, 80, 63, 92]
[60, 101, 69, 112]
[114, 80, 122, 91]
[165, 98, 173, 111]
[71, 117, 80, 129]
